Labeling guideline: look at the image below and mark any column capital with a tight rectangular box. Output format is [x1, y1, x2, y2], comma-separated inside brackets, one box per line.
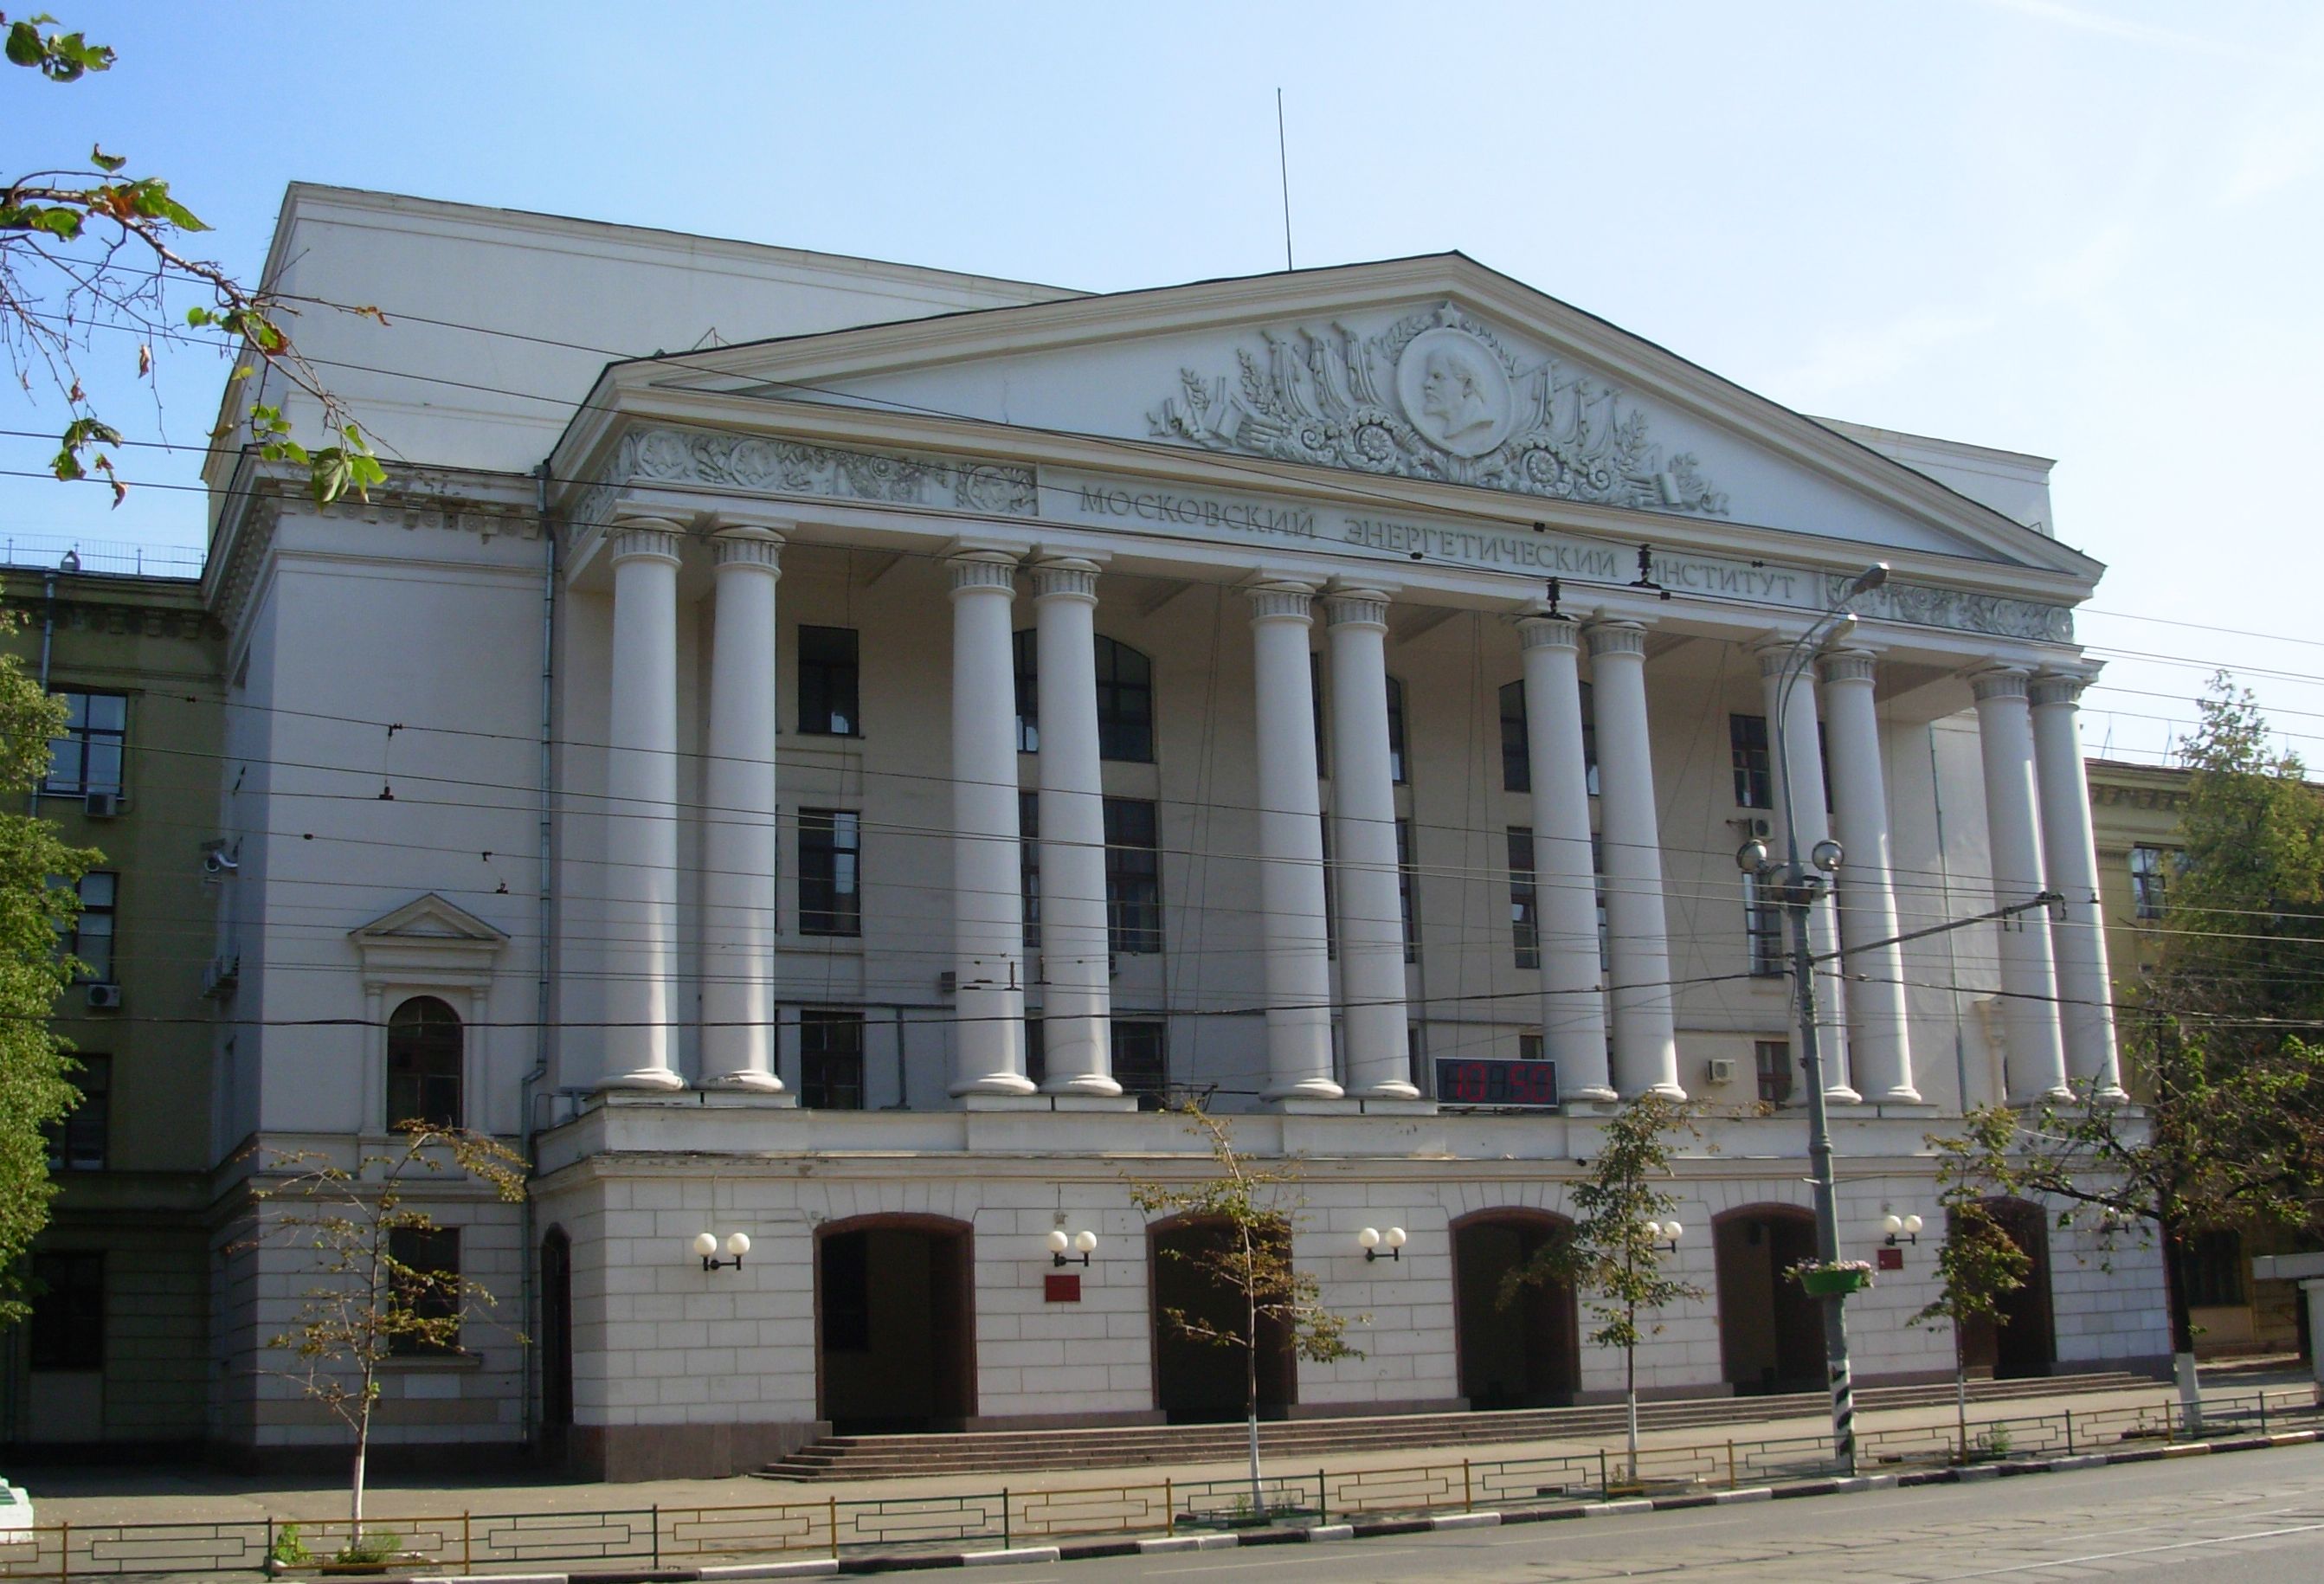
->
[2029, 673, 2089, 709]
[949, 551, 1019, 599]
[1971, 667, 2031, 704]
[1516, 614, 1580, 653]
[1819, 648, 1879, 687]
[1585, 621, 1648, 660]
[1324, 589, 1392, 631]
[1030, 557, 1101, 602]
[609, 518, 684, 566]
[710, 528, 784, 574]
[1247, 580, 1316, 624]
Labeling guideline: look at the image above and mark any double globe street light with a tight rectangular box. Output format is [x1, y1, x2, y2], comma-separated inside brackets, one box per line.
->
[1735, 561, 1889, 1478]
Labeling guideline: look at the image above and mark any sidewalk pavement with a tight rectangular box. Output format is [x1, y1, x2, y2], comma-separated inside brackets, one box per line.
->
[16, 1367, 2315, 1529]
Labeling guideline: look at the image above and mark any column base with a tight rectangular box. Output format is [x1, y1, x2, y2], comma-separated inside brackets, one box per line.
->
[1563, 1086, 1620, 1105]
[2091, 1085, 2130, 1104]
[950, 1073, 1038, 1099]
[1263, 1078, 1346, 1103]
[1352, 1080, 1423, 1102]
[600, 1067, 686, 1093]
[1041, 1075, 1126, 1098]
[1629, 1083, 1689, 1103]
[702, 1070, 789, 1096]
[1823, 1085, 1864, 1106]
[1869, 1085, 1927, 1108]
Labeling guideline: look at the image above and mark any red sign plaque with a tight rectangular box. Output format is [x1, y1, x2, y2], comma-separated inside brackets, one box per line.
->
[1044, 1273, 1082, 1303]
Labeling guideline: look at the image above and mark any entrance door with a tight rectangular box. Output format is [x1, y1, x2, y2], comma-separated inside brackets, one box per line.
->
[1716, 1207, 1826, 1395]
[1149, 1220, 1295, 1424]
[540, 1229, 572, 1458]
[1453, 1214, 1580, 1410]
[817, 1218, 975, 1433]
[1960, 1200, 2056, 1380]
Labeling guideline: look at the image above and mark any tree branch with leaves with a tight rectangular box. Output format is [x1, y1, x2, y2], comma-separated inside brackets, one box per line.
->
[5, 11, 388, 505]
[1916, 1109, 2032, 1460]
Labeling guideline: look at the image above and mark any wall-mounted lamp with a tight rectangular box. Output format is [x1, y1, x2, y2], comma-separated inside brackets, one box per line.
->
[1047, 1229, 1098, 1267]
[1645, 1219, 1683, 1252]
[1883, 1214, 1924, 1247]
[692, 1231, 750, 1272]
[1357, 1227, 1407, 1263]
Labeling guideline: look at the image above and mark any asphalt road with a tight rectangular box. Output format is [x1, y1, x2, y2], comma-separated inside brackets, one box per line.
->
[968, 1441, 2324, 1581]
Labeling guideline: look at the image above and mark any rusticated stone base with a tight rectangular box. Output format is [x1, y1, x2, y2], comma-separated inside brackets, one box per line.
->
[570, 1420, 827, 1482]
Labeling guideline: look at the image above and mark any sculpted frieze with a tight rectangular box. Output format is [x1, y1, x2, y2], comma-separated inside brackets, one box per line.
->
[1826, 573, 2074, 643]
[1149, 302, 1729, 517]
[589, 426, 1039, 523]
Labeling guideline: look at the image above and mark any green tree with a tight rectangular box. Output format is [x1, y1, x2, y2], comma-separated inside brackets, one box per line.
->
[1500, 1091, 1703, 1480]
[0, 628, 94, 1325]
[1126, 1105, 1364, 1520]
[4, 11, 385, 505]
[245, 1124, 527, 1542]
[1916, 1109, 2032, 1461]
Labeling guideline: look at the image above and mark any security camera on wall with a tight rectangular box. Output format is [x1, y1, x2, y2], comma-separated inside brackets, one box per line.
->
[201, 842, 238, 878]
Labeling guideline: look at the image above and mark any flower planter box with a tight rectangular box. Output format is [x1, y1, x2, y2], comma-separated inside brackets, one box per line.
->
[1799, 1266, 1873, 1297]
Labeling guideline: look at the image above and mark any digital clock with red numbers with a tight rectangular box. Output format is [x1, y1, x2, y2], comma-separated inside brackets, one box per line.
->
[1433, 1057, 1560, 1108]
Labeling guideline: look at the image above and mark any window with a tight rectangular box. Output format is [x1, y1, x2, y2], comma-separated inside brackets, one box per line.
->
[1019, 791, 1042, 951]
[1104, 797, 1162, 954]
[386, 996, 463, 1128]
[1112, 1020, 1168, 1107]
[388, 1227, 460, 1356]
[1742, 872, 1785, 977]
[1730, 713, 1772, 809]
[1311, 652, 1327, 776]
[1579, 681, 1600, 798]
[2173, 1227, 2245, 1309]
[43, 1052, 108, 1170]
[28, 1251, 102, 1371]
[1319, 819, 1336, 961]
[2130, 846, 2177, 922]
[45, 691, 126, 797]
[796, 626, 860, 736]
[1095, 637, 1155, 763]
[1386, 676, 1408, 784]
[66, 870, 115, 982]
[1754, 1039, 1794, 1106]
[1397, 818, 1418, 962]
[1519, 1032, 1545, 1063]
[1508, 827, 1539, 970]
[1593, 833, 1609, 974]
[1024, 1015, 1046, 1089]
[821, 1233, 870, 1351]
[1013, 632, 1155, 762]
[800, 1009, 865, 1111]
[799, 809, 861, 936]
[1499, 681, 1529, 792]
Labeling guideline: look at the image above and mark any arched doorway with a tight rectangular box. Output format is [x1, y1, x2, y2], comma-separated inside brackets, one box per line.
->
[1149, 1218, 1296, 1424]
[1715, 1205, 1825, 1395]
[1960, 1199, 2056, 1380]
[1452, 1211, 1580, 1410]
[539, 1228, 572, 1458]
[816, 1215, 975, 1433]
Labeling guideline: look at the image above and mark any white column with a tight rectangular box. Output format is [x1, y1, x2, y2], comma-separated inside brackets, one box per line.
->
[1587, 621, 1683, 1099]
[1819, 649, 1918, 1104]
[1760, 643, 1856, 1104]
[949, 552, 1034, 1098]
[1032, 558, 1120, 1097]
[1517, 615, 1614, 1102]
[1326, 588, 1420, 1100]
[701, 527, 785, 1092]
[601, 518, 686, 1091]
[1249, 581, 1342, 1102]
[1972, 669, 2070, 1103]
[2031, 673, 2126, 1100]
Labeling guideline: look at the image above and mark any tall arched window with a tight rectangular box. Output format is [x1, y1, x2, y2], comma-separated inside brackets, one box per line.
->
[1014, 632, 1156, 763]
[1386, 676, 1408, 784]
[387, 995, 463, 1128]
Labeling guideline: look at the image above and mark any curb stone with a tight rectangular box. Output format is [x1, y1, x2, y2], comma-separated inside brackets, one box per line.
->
[381, 1427, 2324, 1582]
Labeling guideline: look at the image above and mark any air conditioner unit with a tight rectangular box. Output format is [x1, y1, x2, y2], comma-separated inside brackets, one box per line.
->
[937, 970, 957, 995]
[85, 982, 123, 1010]
[83, 790, 122, 818]
[1746, 817, 1770, 840]
[1705, 1056, 1736, 1085]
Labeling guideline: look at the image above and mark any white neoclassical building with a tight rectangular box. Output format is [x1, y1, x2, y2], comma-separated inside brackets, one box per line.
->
[196, 186, 2164, 1478]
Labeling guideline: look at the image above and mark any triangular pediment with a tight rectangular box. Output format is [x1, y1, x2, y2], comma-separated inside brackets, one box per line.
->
[585, 254, 2096, 582]
[351, 892, 509, 945]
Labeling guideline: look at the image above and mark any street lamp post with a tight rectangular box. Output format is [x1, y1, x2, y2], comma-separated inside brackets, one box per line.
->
[1737, 562, 1889, 1477]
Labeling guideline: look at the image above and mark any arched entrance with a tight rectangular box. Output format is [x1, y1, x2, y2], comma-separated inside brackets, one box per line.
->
[1149, 1217, 1296, 1425]
[539, 1228, 572, 1458]
[816, 1215, 975, 1433]
[1960, 1199, 2056, 1380]
[1715, 1205, 1825, 1395]
[1452, 1210, 1580, 1410]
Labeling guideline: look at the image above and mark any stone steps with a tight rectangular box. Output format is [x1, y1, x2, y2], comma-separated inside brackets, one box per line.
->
[756, 1370, 2156, 1480]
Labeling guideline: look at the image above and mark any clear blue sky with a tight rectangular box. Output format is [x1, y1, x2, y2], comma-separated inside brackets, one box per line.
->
[8, 1, 2321, 764]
